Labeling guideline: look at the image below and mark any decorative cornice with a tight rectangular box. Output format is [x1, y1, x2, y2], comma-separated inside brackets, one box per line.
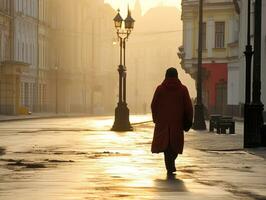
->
[183, 57, 234, 64]
[1, 60, 30, 67]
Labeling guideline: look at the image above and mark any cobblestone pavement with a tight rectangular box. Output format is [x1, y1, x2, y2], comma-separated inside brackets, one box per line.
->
[0, 116, 265, 200]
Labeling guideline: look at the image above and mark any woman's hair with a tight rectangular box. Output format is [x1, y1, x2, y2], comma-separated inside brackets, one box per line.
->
[165, 67, 178, 78]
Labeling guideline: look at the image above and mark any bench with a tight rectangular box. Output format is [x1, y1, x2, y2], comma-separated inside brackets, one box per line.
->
[217, 117, 235, 134]
[209, 115, 222, 132]
[209, 115, 235, 134]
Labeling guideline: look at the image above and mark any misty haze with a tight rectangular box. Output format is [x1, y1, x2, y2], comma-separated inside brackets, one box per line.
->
[0, 0, 194, 116]
[0, 0, 265, 200]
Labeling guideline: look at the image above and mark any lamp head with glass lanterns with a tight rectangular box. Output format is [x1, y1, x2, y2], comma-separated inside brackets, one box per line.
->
[124, 9, 135, 30]
[113, 9, 123, 30]
[113, 8, 135, 39]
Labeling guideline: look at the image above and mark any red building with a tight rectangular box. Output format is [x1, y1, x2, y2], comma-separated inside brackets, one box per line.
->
[202, 63, 228, 115]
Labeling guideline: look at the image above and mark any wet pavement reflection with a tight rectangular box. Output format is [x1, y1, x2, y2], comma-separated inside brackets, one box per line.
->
[0, 116, 265, 200]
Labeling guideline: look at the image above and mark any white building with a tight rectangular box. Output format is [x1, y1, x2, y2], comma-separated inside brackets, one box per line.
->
[180, 0, 265, 118]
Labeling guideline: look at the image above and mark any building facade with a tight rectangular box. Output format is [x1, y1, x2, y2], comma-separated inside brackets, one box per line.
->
[47, 0, 117, 114]
[179, 0, 240, 116]
[0, 0, 118, 115]
[0, 0, 13, 114]
[0, 0, 36, 115]
[0, 0, 10, 64]
[13, 0, 39, 113]
[37, 0, 49, 112]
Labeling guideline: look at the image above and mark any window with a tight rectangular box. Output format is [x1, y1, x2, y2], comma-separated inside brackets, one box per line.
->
[22, 42, 24, 61]
[215, 22, 225, 48]
[18, 0, 21, 12]
[43, 84, 47, 106]
[20, 82, 24, 105]
[202, 22, 206, 49]
[24, 82, 29, 107]
[4, 35, 9, 60]
[23, 0, 26, 14]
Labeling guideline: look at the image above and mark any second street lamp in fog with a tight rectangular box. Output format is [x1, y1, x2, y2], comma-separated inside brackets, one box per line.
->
[54, 66, 59, 114]
[244, 0, 253, 147]
[111, 9, 135, 131]
[193, 0, 206, 130]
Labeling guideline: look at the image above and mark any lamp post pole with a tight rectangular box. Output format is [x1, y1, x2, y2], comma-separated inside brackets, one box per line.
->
[123, 39, 127, 104]
[245, 0, 264, 147]
[112, 9, 135, 131]
[193, 0, 206, 130]
[118, 37, 123, 104]
[244, 0, 253, 147]
[244, 0, 252, 105]
[55, 67, 58, 114]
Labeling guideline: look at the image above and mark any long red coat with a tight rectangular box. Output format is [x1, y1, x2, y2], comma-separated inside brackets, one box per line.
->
[151, 78, 193, 154]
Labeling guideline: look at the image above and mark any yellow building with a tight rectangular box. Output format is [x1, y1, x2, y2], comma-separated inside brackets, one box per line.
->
[0, 1, 29, 115]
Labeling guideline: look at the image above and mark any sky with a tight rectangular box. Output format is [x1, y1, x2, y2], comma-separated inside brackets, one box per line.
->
[104, 0, 181, 17]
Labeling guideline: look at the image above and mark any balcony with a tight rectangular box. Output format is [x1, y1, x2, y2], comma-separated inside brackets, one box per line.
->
[0, 60, 29, 75]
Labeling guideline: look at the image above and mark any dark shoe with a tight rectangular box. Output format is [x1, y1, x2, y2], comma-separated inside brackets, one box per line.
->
[167, 167, 176, 175]
[172, 166, 176, 172]
[166, 163, 176, 173]
[167, 171, 174, 175]
[167, 173, 176, 180]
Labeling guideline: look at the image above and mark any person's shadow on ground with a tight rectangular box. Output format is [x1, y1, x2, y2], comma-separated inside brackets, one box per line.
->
[153, 174, 188, 192]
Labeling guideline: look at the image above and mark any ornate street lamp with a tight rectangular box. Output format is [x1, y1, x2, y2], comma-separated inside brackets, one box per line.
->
[244, 0, 253, 147]
[193, 0, 206, 130]
[111, 9, 135, 131]
[54, 66, 59, 114]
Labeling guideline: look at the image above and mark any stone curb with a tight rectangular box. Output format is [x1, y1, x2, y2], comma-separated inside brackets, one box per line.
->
[0, 114, 92, 123]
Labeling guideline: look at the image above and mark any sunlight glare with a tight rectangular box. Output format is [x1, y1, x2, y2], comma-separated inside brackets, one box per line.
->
[86, 119, 113, 130]
[105, 0, 181, 17]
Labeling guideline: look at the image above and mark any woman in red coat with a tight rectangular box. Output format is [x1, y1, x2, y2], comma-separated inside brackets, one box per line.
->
[151, 67, 193, 174]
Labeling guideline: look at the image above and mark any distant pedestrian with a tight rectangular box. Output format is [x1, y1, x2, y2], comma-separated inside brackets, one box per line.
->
[151, 67, 193, 175]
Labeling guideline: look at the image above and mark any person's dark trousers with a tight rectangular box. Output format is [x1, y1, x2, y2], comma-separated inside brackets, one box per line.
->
[164, 146, 178, 174]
